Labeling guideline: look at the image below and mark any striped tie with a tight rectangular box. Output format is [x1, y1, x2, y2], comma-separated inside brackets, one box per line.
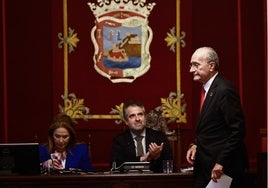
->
[135, 136, 144, 156]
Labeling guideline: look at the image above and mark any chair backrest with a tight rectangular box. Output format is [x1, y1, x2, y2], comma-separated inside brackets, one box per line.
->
[146, 110, 168, 133]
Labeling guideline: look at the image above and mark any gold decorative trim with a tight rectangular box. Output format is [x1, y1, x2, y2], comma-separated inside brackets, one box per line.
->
[58, 27, 80, 54]
[159, 1, 187, 124]
[156, 92, 187, 124]
[57, 0, 91, 120]
[109, 103, 124, 124]
[59, 93, 89, 121]
[165, 27, 186, 52]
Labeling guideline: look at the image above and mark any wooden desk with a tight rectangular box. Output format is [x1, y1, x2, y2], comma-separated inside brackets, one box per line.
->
[0, 172, 194, 188]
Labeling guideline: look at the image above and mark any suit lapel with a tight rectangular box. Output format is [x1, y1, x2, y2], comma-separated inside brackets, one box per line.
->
[145, 128, 150, 152]
[202, 85, 217, 113]
[125, 130, 137, 156]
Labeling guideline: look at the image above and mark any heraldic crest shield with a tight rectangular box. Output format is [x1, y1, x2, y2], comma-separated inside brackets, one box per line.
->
[88, 0, 156, 83]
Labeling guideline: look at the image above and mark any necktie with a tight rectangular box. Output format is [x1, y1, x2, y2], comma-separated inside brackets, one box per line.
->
[135, 136, 144, 156]
[200, 87, 206, 111]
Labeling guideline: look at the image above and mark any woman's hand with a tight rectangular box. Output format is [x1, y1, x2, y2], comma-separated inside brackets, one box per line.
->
[51, 158, 62, 170]
[43, 158, 62, 170]
[43, 159, 53, 170]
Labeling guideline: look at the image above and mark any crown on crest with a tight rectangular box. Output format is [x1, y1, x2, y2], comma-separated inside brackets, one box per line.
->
[88, 0, 156, 18]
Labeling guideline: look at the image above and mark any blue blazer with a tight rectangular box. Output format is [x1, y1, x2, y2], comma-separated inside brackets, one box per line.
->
[39, 143, 93, 172]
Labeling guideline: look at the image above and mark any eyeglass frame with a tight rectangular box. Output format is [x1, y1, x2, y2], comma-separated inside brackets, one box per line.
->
[189, 61, 214, 69]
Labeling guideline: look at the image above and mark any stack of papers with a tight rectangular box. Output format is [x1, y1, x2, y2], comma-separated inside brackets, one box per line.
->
[206, 174, 232, 188]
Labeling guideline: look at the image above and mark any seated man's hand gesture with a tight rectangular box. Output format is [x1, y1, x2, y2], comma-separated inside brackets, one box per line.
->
[140, 142, 163, 162]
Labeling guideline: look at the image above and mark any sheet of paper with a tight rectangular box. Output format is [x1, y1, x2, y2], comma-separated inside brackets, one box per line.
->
[206, 174, 232, 188]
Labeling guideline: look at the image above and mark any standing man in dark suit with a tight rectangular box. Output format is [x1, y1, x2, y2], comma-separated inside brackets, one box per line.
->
[110, 100, 173, 173]
[186, 47, 249, 187]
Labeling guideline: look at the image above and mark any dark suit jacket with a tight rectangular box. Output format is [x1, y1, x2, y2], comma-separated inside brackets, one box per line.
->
[110, 127, 173, 172]
[194, 74, 249, 180]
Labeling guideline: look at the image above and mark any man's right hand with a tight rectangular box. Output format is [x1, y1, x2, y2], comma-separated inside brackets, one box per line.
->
[186, 144, 197, 165]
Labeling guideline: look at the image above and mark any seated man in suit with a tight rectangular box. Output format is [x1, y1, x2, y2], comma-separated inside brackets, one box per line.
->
[110, 99, 173, 173]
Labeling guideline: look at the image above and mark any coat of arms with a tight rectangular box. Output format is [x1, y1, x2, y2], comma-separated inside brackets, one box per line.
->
[88, 0, 156, 83]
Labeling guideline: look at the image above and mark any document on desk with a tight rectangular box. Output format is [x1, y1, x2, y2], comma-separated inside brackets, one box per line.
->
[206, 174, 232, 188]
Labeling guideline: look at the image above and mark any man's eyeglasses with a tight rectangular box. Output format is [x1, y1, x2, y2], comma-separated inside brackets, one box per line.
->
[189, 61, 213, 69]
[189, 62, 201, 69]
